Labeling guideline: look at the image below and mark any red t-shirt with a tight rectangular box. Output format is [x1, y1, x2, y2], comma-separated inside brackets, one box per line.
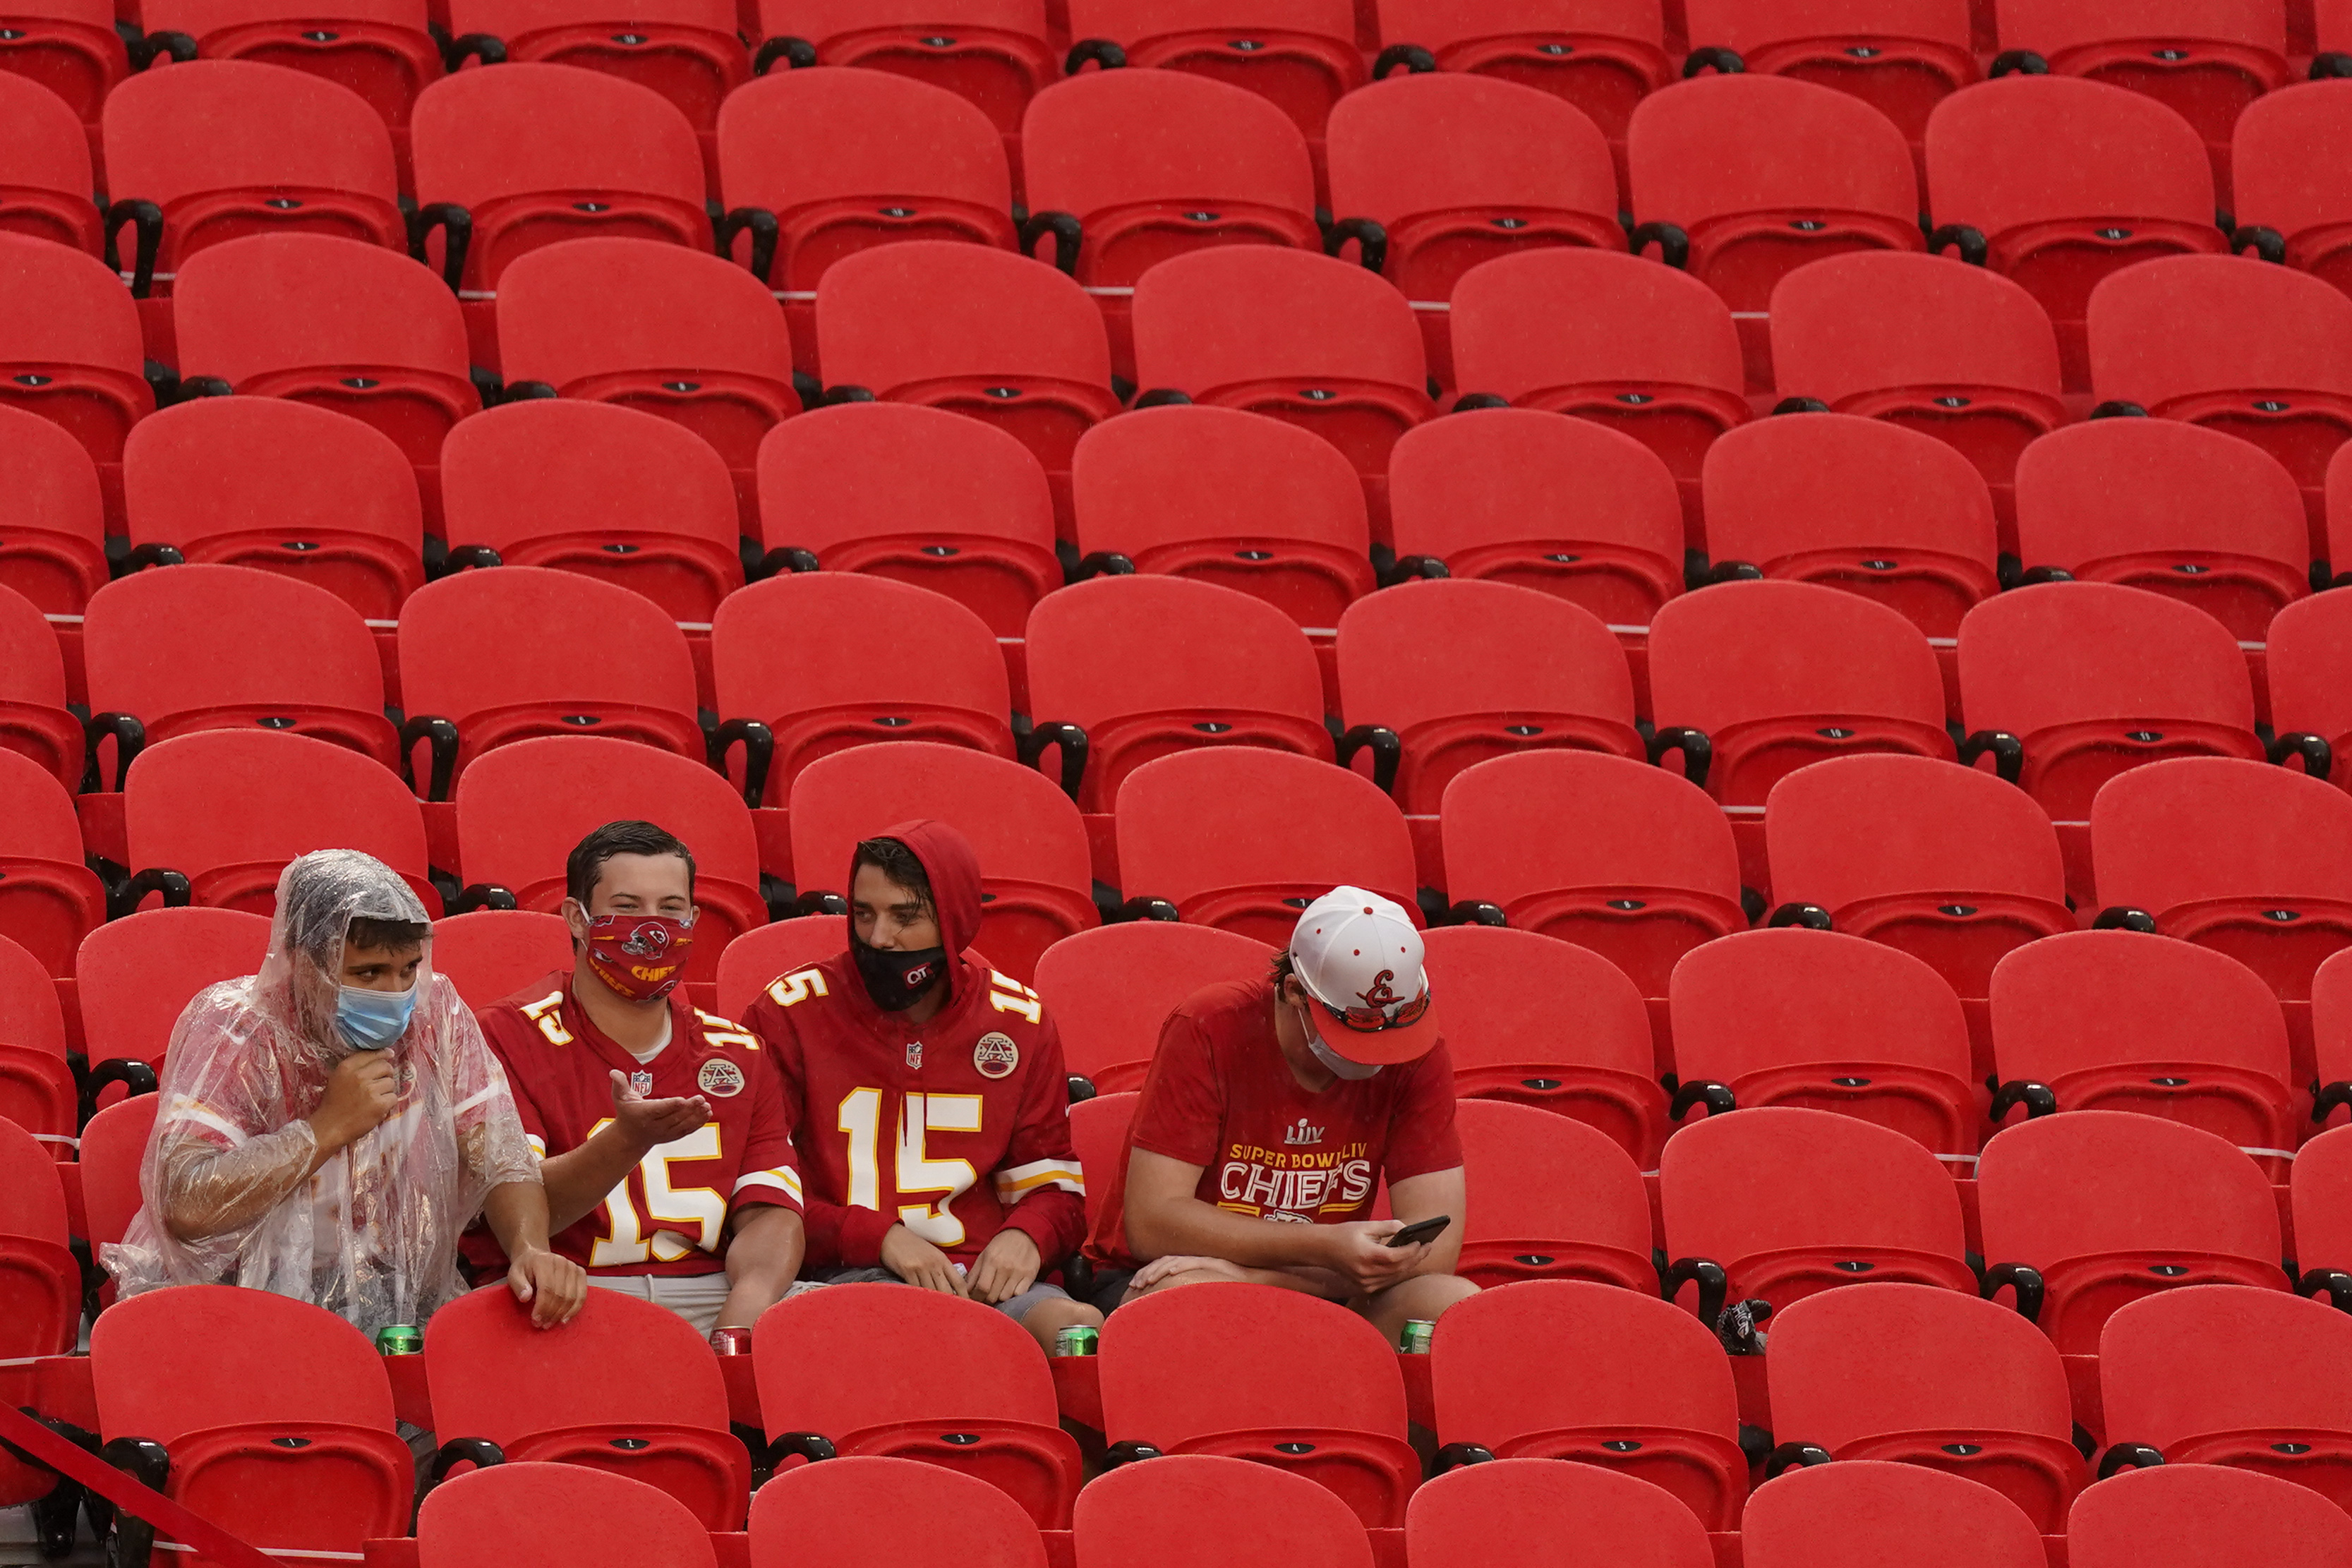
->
[1083, 977, 1462, 1270]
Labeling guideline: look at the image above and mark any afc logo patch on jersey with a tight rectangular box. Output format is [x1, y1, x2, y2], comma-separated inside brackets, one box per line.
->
[698, 1058, 745, 1098]
[973, 1032, 1019, 1079]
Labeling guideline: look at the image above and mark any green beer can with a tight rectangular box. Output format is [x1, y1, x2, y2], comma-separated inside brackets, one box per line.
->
[1399, 1319, 1435, 1354]
[376, 1323, 423, 1356]
[1054, 1325, 1100, 1357]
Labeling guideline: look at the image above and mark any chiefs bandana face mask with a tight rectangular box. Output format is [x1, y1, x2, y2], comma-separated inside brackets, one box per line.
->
[852, 938, 947, 1013]
[584, 913, 696, 1003]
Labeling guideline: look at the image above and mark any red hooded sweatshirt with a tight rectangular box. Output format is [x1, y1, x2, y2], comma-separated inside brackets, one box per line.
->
[741, 819, 1087, 1270]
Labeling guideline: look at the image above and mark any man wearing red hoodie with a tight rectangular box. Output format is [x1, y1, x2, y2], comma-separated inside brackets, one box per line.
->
[742, 821, 1097, 1352]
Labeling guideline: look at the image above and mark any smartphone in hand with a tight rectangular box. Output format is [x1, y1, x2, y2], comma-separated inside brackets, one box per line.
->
[1386, 1214, 1452, 1249]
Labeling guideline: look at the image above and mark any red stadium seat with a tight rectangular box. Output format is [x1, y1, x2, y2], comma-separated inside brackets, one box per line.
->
[0, 1114, 80, 1548]
[0, 0, 125, 139]
[1113, 749, 1417, 946]
[1063, 0, 1363, 149]
[121, 399, 423, 622]
[752, 1284, 1080, 1526]
[1428, 1281, 1746, 1530]
[1406, 1458, 1713, 1568]
[90, 1286, 412, 1567]
[1129, 246, 1433, 538]
[2231, 82, 2352, 301]
[169, 233, 477, 514]
[1678, 0, 1976, 145]
[2012, 420, 2310, 635]
[742, 1, 1057, 151]
[80, 1093, 155, 1261]
[0, 231, 152, 513]
[2097, 1286, 2352, 1507]
[445, 0, 744, 141]
[814, 241, 1118, 516]
[785, 740, 1095, 982]
[1959, 584, 2272, 820]
[1625, 74, 1921, 383]
[0, 73, 97, 254]
[1648, 579, 1951, 807]
[711, 912, 840, 1022]
[0, 934, 70, 1155]
[1440, 750, 1744, 1009]
[1700, 412, 1998, 641]
[750, 1454, 1047, 1568]
[76, 907, 272, 1111]
[1336, 579, 1643, 815]
[0, 750, 110, 977]
[1762, 1286, 2082, 1531]
[711, 572, 1013, 804]
[1767, 253, 2065, 536]
[1023, 576, 1329, 815]
[97, 61, 403, 301]
[1741, 1460, 2047, 1568]
[493, 237, 803, 517]
[134, 0, 441, 153]
[1924, 78, 2224, 388]
[2269, 591, 2352, 792]
[426, 1284, 750, 1529]
[409, 64, 708, 299]
[1099, 1281, 1416, 1528]
[1384, 410, 1684, 630]
[2331, 440, 2352, 583]
[395, 568, 704, 802]
[452, 735, 766, 990]
[1449, 249, 1745, 538]
[1071, 405, 1373, 634]
[0, 584, 88, 791]
[1669, 929, 1977, 1161]
[1977, 1112, 2285, 1357]
[1370, 0, 1672, 157]
[2087, 256, 2352, 541]
[0, 404, 104, 618]
[1448, 1099, 1656, 1290]
[2069, 1462, 2352, 1568]
[122, 729, 437, 915]
[1989, 931, 2296, 1174]
[1423, 926, 1665, 1165]
[428, 908, 572, 1007]
[1659, 1106, 1977, 1320]
[752, 404, 1058, 644]
[2293, 1118, 2352, 1283]
[1075, 1454, 1369, 1568]
[82, 564, 398, 783]
[1032, 922, 1272, 1094]
[418, 1463, 718, 1568]
[1068, 1088, 1133, 1232]
[439, 399, 742, 623]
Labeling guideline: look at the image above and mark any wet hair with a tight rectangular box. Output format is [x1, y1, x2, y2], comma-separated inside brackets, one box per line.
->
[1270, 951, 1297, 987]
[851, 836, 934, 915]
[567, 820, 697, 905]
[344, 917, 428, 955]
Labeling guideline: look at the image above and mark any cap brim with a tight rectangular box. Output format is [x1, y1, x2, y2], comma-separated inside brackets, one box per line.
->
[1327, 999, 1442, 1066]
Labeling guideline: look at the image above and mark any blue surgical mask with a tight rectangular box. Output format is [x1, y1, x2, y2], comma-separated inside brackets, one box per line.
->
[337, 984, 416, 1050]
[1296, 1004, 1382, 1081]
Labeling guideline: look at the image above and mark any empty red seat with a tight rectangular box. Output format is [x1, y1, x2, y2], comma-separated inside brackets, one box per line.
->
[0, 583, 88, 792]
[785, 740, 1095, 982]
[1385, 409, 1684, 630]
[1063, 0, 1363, 149]
[1113, 748, 1417, 945]
[1768, 253, 2065, 537]
[428, 907, 572, 1008]
[1449, 248, 1746, 538]
[419, 1464, 718, 1568]
[1099, 1281, 1416, 1528]
[135, 0, 441, 152]
[1958, 582, 2273, 820]
[2268, 591, 2352, 788]
[1067, 1088, 1133, 1235]
[752, 1454, 1048, 1568]
[742, 1, 1056, 149]
[122, 398, 421, 623]
[1678, 0, 1976, 144]
[2231, 80, 2352, 300]
[1336, 579, 1643, 815]
[752, 1284, 1080, 1526]
[493, 236, 803, 517]
[2292, 1116, 2352, 1284]
[396, 567, 702, 802]
[0, 404, 102, 618]
[1408, 1457, 1713, 1568]
[439, 399, 742, 623]
[76, 907, 272, 1111]
[1762, 1285, 2082, 1531]
[1925, 78, 2225, 387]
[711, 572, 1013, 804]
[446, 0, 744, 140]
[1741, 1460, 2047, 1568]
[0, 71, 96, 254]
[2069, 1461, 2352, 1568]
[122, 728, 437, 914]
[409, 63, 708, 301]
[0, 932, 71, 1156]
[1074, 1454, 1367, 1568]
[0, 231, 152, 513]
[1031, 921, 1272, 1094]
[1428, 1280, 1747, 1530]
[1449, 1098, 1656, 1290]
[97, 61, 402, 300]
[1699, 411, 1999, 639]
[1023, 575, 1329, 815]
[711, 911, 840, 1021]
[80, 1094, 155, 1267]
[0, 0, 124, 139]
[1371, 0, 1671, 155]
[0, 750, 107, 976]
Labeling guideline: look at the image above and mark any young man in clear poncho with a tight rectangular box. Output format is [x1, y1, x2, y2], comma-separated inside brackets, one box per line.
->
[103, 849, 586, 1334]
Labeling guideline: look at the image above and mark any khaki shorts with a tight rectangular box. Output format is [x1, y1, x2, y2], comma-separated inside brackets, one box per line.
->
[586, 1270, 732, 1337]
[801, 1265, 1072, 1325]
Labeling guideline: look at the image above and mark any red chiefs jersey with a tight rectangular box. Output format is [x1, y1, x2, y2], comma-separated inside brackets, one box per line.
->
[742, 951, 1087, 1270]
[471, 972, 802, 1278]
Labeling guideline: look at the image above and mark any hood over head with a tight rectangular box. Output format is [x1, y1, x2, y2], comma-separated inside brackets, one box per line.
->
[850, 819, 986, 1006]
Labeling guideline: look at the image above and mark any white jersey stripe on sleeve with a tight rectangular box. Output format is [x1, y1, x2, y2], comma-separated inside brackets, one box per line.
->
[735, 1167, 804, 1204]
[992, 1157, 1085, 1200]
[164, 1097, 250, 1147]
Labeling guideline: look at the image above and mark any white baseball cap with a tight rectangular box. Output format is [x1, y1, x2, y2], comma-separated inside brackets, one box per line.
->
[1289, 886, 1440, 1066]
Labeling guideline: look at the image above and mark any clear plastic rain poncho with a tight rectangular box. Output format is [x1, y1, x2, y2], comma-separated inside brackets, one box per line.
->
[102, 850, 541, 1334]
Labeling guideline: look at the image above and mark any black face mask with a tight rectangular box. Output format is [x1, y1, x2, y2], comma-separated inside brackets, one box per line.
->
[852, 937, 947, 1012]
